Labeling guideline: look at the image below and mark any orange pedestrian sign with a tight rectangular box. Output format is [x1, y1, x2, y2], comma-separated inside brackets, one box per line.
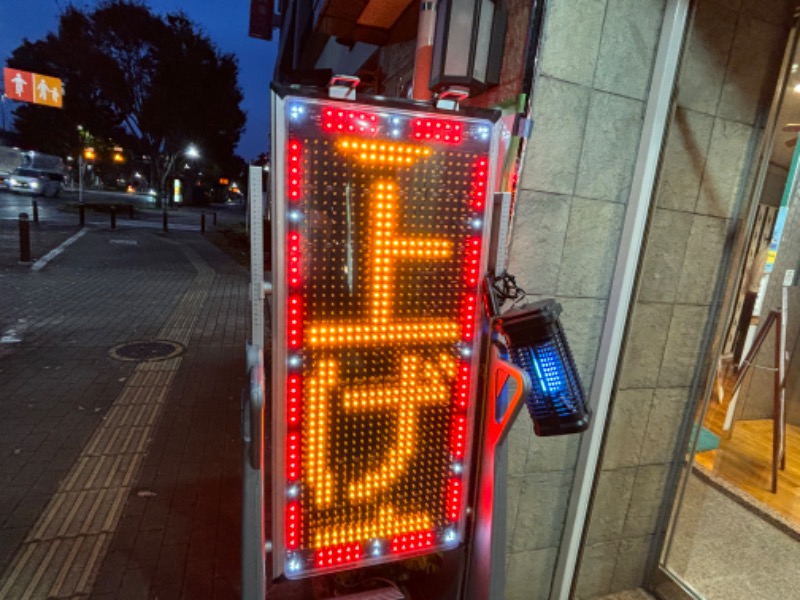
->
[3, 68, 63, 108]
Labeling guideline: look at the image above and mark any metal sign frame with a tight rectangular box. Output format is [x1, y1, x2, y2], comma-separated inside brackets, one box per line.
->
[270, 85, 500, 580]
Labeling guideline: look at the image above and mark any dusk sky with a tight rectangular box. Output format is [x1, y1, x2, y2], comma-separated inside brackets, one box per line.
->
[0, 0, 279, 160]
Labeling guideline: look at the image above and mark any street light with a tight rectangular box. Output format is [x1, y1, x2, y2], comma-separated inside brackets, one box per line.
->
[79, 146, 96, 205]
[173, 145, 200, 205]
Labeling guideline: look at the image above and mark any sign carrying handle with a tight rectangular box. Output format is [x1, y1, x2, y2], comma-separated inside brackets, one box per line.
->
[463, 339, 531, 600]
[486, 341, 531, 447]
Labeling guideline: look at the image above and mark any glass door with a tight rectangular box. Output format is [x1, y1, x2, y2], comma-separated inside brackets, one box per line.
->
[656, 6, 800, 599]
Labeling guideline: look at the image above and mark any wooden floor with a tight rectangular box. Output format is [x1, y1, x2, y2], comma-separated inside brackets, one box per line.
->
[696, 379, 800, 529]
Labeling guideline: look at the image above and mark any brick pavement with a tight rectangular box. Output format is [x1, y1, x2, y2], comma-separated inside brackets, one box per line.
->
[0, 224, 249, 598]
[0, 220, 82, 267]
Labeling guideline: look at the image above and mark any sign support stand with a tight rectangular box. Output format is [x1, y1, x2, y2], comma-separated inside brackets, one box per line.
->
[242, 165, 267, 599]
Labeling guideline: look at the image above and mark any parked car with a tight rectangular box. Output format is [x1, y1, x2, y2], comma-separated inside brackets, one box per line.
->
[7, 168, 63, 197]
[0, 146, 23, 190]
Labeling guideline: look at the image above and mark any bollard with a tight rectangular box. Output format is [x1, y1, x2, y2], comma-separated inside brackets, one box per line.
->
[32, 200, 39, 224]
[213, 212, 217, 225]
[201, 212, 206, 233]
[19, 213, 31, 262]
[110, 206, 117, 230]
[163, 210, 169, 232]
[79, 204, 85, 227]
[129, 203, 134, 219]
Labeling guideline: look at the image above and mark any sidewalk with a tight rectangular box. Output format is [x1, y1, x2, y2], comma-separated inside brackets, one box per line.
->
[0, 224, 249, 598]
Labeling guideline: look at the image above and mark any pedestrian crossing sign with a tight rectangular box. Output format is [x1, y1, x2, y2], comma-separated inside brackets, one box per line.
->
[3, 68, 63, 108]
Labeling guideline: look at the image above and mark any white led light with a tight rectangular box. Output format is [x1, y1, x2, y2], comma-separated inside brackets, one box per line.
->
[471, 218, 482, 229]
[392, 117, 400, 125]
[370, 540, 383, 557]
[460, 346, 472, 357]
[477, 126, 490, 140]
[452, 462, 463, 474]
[287, 485, 299, 498]
[289, 104, 306, 120]
[287, 558, 302, 572]
[288, 210, 302, 222]
[391, 129, 401, 137]
[444, 528, 457, 544]
[288, 355, 301, 367]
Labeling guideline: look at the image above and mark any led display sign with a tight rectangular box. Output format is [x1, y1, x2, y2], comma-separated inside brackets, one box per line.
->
[271, 92, 497, 578]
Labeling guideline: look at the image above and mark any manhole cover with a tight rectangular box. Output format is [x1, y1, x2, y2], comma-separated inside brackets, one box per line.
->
[109, 340, 184, 362]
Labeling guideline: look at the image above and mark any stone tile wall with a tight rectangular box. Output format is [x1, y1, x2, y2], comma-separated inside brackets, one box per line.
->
[504, 1, 667, 598]
[574, 0, 793, 598]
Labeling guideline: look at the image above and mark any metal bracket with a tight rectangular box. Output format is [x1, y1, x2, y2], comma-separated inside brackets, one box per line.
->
[512, 114, 533, 139]
[435, 86, 470, 111]
[243, 345, 265, 470]
[328, 75, 360, 100]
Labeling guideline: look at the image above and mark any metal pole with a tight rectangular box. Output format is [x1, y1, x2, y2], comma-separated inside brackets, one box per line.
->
[79, 204, 85, 227]
[213, 211, 217, 226]
[32, 200, 39, 224]
[201, 212, 206, 233]
[19, 213, 31, 262]
[79, 155, 84, 206]
[110, 206, 116, 230]
[780, 270, 794, 469]
[242, 164, 267, 598]
[163, 210, 168, 232]
[411, 1, 437, 101]
[773, 309, 782, 493]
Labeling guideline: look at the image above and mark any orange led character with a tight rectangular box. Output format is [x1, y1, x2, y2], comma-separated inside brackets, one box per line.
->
[308, 181, 458, 346]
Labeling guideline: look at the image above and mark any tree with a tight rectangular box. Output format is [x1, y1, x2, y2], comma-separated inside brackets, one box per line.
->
[8, 1, 246, 198]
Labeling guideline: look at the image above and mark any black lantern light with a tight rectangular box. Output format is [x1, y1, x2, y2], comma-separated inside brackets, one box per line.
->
[429, 0, 507, 97]
[494, 299, 591, 436]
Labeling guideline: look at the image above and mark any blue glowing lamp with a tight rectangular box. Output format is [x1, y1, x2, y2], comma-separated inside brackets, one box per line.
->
[495, 300, 590, 436]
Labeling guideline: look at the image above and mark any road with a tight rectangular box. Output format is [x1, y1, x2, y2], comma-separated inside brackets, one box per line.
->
[0, 189, 157, 222]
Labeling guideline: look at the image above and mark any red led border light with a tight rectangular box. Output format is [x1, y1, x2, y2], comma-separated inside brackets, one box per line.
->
[411, 118, 463, 144]
[287, 500, 301, 550]
[287, 139, 303, 201]
[287, 432, 301, 482]
[322, 108, 379, 135]
[450, 413, 468, 460]
[315, 543, 363, 568]
[471, 158, 489, 210]
[287, 374, 302, 427]
[448, 157, 490, 526]
[464, 237, 482, 287]
[390, 530, 435, 554]
[446, 478, 463, 522]
[288, 232, 302, 288]
[287, 295, 303, 349]
[461, 293, 477, 342]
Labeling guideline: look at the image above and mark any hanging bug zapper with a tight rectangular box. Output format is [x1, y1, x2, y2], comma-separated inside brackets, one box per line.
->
[494, 299, 591, 436]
